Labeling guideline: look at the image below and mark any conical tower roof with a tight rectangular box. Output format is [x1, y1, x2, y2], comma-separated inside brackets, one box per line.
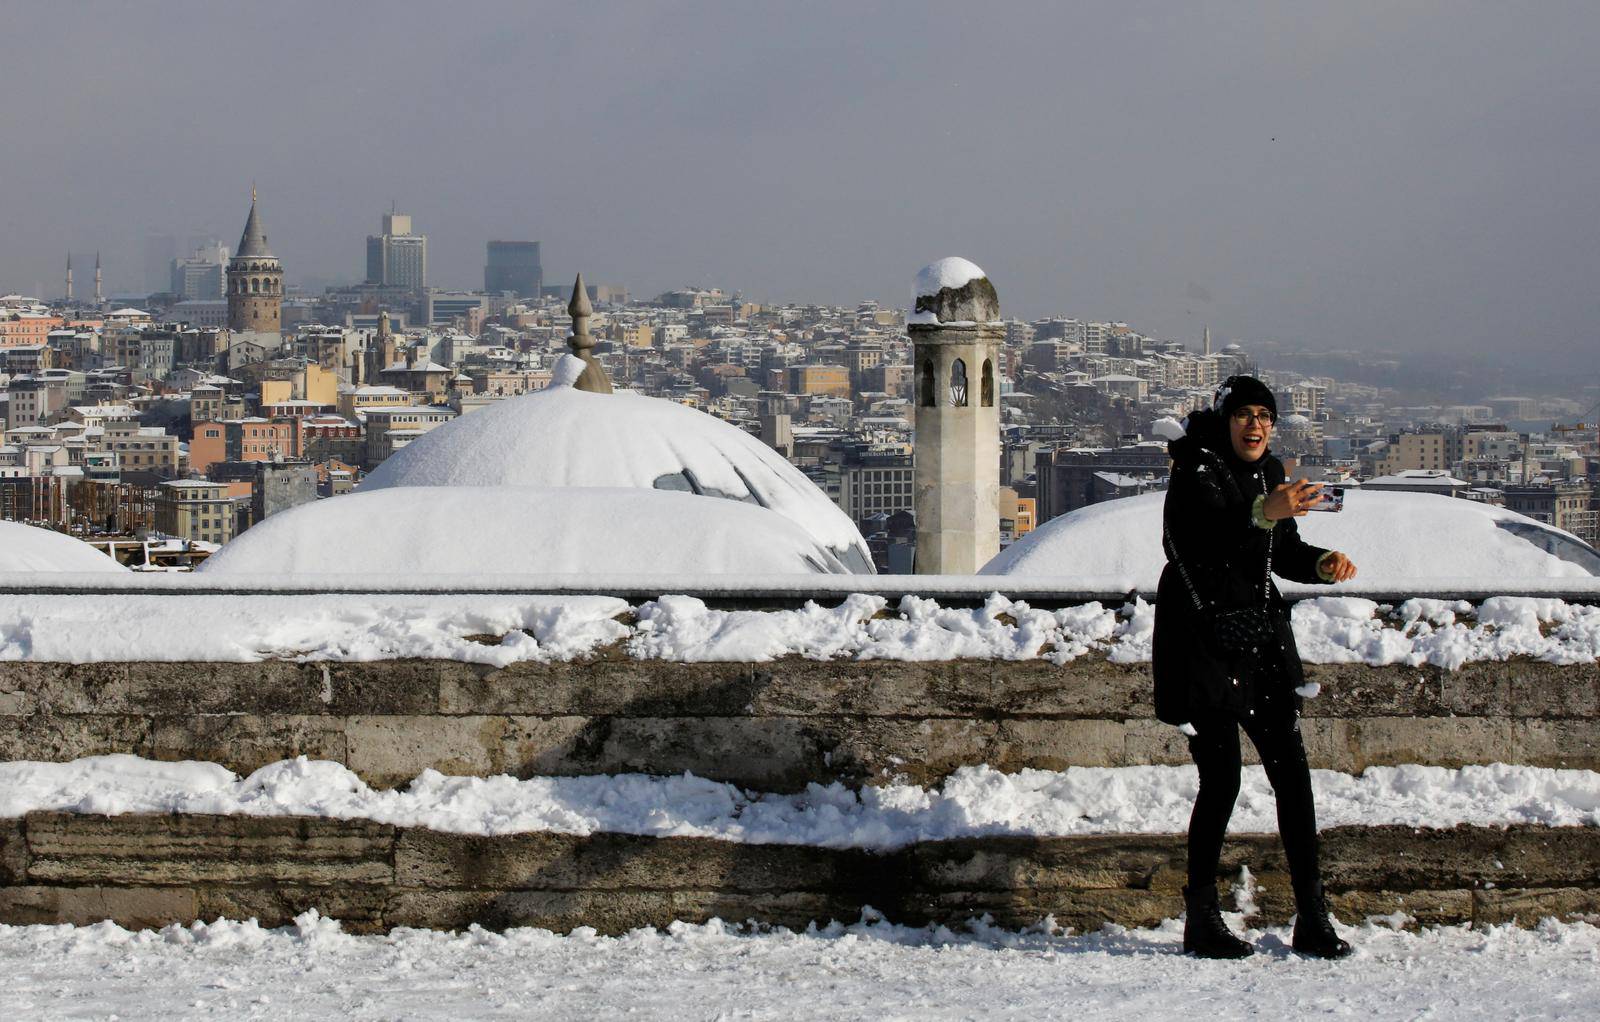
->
[235, 190, 274, 259]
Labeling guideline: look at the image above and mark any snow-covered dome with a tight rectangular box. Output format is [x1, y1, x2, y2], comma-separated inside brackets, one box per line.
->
[359, 373, 873, 572]
[981, 490, 1599, 586]
[1279, 413, 1312, 427]
[0, 521, 127, 573]
[199, 487, 861, 576]
[909, 257, 999, 326]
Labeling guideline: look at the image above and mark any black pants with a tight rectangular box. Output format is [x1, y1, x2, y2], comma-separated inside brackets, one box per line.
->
[1186, 698, 1321, 893]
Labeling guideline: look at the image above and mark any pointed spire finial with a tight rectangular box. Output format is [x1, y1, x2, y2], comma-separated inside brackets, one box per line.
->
[566, 272, 612, 394]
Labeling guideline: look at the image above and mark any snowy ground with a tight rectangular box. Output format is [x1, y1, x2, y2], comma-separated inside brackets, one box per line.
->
[6, 756, 1599, 847]
[3, 590, 1600, 669]
[3, 911, 1599, 1021]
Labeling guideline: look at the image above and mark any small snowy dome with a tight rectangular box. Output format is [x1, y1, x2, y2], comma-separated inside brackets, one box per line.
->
[1279, 413, 1312, 428]
[911, 257, 1000, 325]
[981, 490, 1598, 586]
[358, 378, 873, 573]
[0, 521, 127, 573]
[200, 487, 861, 576]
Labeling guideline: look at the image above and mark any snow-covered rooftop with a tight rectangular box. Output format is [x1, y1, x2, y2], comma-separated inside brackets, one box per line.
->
[913, 257, 987, 299]
[0, 521, 128, 573]
[198, 487, 863, 576]
[359, 367, 873, 572]
[982, 490, 1598, 584]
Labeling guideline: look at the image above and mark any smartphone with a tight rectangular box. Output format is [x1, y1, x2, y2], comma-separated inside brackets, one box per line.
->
[1309, 485, 1345, 512]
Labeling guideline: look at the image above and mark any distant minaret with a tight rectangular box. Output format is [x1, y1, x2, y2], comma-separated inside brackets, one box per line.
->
[566, 272, 613, 394]
[93, 252, 103, 304]
[64, 254, 73, 302]
[910, 257, 1002, 574]
[1203, 326, 1212, 356]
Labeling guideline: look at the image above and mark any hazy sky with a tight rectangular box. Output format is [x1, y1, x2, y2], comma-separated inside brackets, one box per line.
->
[3, 1, 1597, 375]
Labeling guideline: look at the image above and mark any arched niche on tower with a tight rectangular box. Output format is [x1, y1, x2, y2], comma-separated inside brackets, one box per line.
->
[981, 359, 994, 407]
[919, 359, 935, 407]
[950, 358, 968, 407]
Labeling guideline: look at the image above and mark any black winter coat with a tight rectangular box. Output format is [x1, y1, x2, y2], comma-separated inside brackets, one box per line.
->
[1152, 411, 1333, 725]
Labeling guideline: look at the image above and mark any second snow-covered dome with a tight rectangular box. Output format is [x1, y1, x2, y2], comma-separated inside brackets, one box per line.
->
[360, 378, 874, 572]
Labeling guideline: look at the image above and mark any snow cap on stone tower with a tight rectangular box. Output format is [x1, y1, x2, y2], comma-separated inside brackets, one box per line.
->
[910, 257, 1000, 326]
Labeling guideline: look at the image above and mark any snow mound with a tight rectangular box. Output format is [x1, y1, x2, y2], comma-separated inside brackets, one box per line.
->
[5, 756, 1599, 847]
[913, 257, 987, 298]
[358, 385, 872, 572]
[0, 521, 127, 573]
[981, 490, 1597, 585]
[199, 487, 860, 576]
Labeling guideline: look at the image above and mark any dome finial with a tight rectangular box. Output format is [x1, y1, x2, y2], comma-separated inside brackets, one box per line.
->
[566, 272, 612, 394]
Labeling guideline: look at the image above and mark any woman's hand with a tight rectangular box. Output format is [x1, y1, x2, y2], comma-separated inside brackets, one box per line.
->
[1321, 551, 1357, 582]
[1264, 478, 1323, 520]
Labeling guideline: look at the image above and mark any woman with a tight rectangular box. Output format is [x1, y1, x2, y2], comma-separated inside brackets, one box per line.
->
[1153, 375, 1358, 960]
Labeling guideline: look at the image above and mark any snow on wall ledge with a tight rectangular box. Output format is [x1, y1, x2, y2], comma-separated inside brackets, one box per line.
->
[4, 755, 1598, 848]
[0, 591, 1598, 668]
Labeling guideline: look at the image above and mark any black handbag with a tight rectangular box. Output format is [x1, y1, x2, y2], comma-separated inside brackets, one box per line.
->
[1163, 481, 1277, 656]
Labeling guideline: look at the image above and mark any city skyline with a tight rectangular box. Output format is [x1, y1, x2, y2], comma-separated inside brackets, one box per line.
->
[2, 2, 1598, 376]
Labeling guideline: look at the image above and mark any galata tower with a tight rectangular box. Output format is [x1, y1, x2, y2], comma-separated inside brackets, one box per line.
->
[226, 188, 284, 333]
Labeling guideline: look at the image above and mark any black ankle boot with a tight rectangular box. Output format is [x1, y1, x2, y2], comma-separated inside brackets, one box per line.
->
[1183, 884, 1253, 959]
[1292, 880, 1352, 959]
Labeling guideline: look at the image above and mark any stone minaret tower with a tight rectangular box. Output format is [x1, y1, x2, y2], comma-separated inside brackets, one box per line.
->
[910, 257, 1002, 574]
[93, 252, 102, 304]
[1203, 325, 1212, 356]
[566, 272, 613, 394]
[227, 188, 284, 334]
[64, 255, 73, 302]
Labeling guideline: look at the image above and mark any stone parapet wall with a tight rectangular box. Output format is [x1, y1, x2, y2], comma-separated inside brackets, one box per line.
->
[2, 657, 1597, 789]
[1, 812, 1596, 935]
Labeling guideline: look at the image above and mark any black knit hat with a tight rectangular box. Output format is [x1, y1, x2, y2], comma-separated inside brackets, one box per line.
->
[1214, 375, 1277, 421]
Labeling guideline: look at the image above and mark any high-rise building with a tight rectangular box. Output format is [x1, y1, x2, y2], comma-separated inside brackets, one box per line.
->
[226, 190, 284, 334]
[484, 241, 541, 296]
[170, 241, 229, 300]
[366, 210, 427, 290]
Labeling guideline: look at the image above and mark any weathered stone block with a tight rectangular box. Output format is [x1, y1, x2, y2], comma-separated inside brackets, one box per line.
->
[23, 812, 395, 885]
[324, 661, 442, 715]
[904, 834, 1190, 893]
[575, 716, 832, 790]
[1329, 888, 1475, 928]
[0, 884, 196, 928]
[145, 713, 348, 776]
[0, 713, 148, 762]
[344, 714, 514, 785]
[196, 884, 392, 933]
[386, 887, 856, 935]
[2, 663, 131, 715]
[395, 830, 870, 894]
[1305, 664, 1451, 718]
[1507, 661, 1600, 719]
[1475, 886, 1600, 926]
[1512, 719, 1600, 770]
[901, 887, 1176, 932]
[827, 717, 1000, 787]
[1121, 718, 1192, 766]
[1320, 824, 1507, 890]
[1495, 826, 1600, 886]
[122, 662, 324, 715]
[1347, 717, 1516, 770]
[0, 817, 29, 884]
[991, 718, 1127, 770]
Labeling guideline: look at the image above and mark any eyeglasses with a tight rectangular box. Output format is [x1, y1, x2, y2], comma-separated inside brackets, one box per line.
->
[1230, 409, 1275, 426]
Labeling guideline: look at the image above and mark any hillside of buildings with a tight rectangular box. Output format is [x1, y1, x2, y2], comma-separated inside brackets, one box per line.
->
[3, 212, 1598, 572]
